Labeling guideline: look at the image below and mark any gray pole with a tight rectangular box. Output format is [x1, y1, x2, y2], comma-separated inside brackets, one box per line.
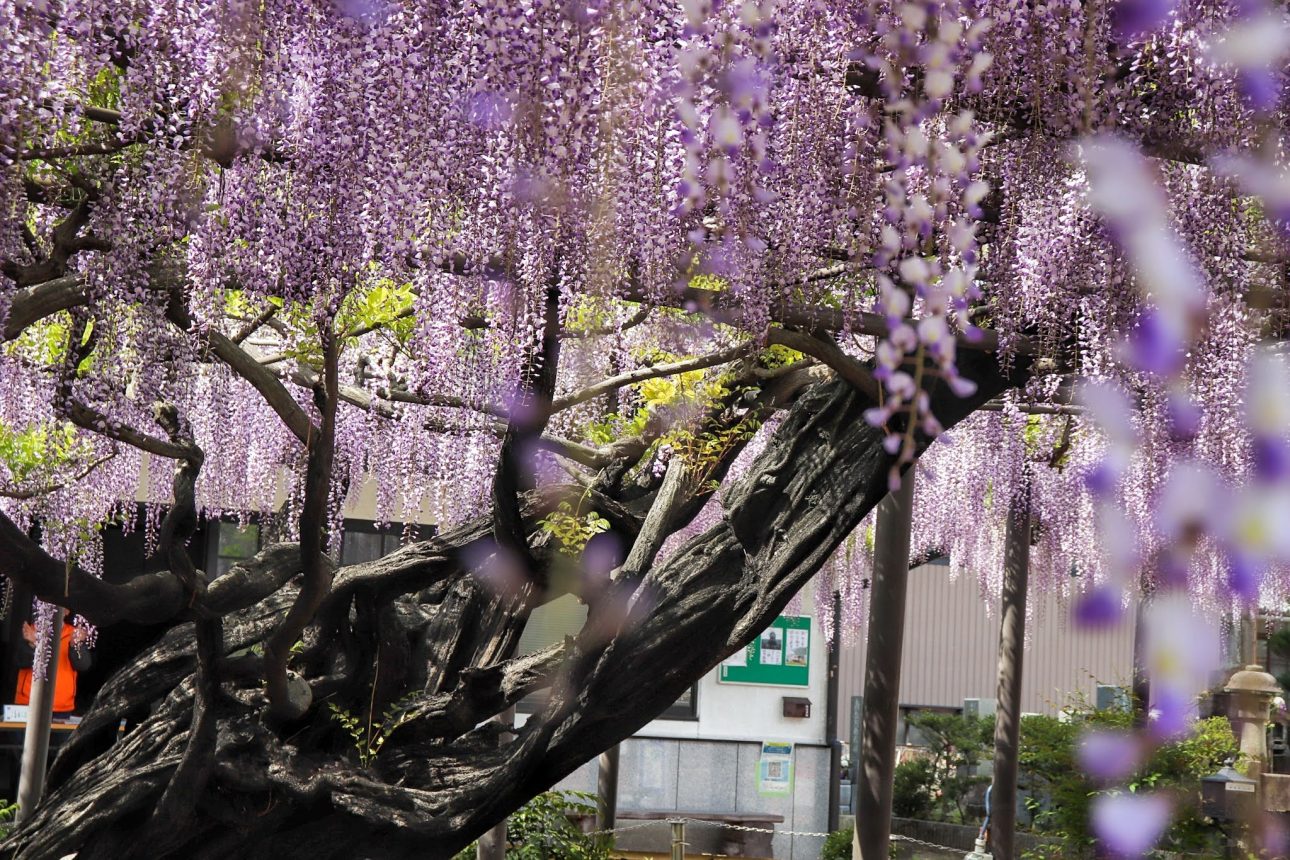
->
[826, 589, 842, 833]
[670, 819, 686, 860]
[596, 744, 620, 843]
[477, 705, 516, 860]
[16, 606, 63, 824]
[855, 472, 915, 860]
[989, 488, 1032, 860]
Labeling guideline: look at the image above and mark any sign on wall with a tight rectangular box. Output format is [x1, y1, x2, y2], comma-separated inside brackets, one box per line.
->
[718, 615, 811, 687]
[758, 741, 794, 796]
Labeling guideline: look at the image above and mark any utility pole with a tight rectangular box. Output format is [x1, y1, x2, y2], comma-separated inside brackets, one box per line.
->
[596, 744, 620, 846]
[826, 589, 842, 833]
[855, 473, 915, 860]
[989, 488, 1032, 860]
[478, 705, 516, 860]
[16, 604, 63, 823]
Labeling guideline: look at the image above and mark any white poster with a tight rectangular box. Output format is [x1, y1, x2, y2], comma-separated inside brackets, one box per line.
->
[759, 628, 783, 665]
[722, 646, 748, 668]
[785, 628, 809, 667]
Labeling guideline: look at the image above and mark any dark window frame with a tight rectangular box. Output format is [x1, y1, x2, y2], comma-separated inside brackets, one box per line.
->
[206, 518, 263, 579]
[339, 518, 436, 566]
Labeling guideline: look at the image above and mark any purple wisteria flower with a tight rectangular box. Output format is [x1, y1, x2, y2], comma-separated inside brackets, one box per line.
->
[1077, 730, 1142, 782]
[1091, 793, 1172, 858]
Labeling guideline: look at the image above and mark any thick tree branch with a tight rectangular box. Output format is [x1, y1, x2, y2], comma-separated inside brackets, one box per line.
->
[766, 328, 880, 400]
[0, 510, 185, 625]
[2, 276, 89, 342]
[491, 279, 563, 583]
[165, 296, 315, 445]
[263, 333, 339, 721]
[66, 401, 194, 461]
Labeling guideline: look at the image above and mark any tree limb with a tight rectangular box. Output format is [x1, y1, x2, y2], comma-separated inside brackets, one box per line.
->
[550, 342, 754, 413]
[2, 276, 89, 342]
[263, 332, 339, 721]
[766, 328, 880, 400]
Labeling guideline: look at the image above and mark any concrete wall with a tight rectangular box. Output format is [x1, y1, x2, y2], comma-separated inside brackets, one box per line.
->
[557, 738, 832, 860]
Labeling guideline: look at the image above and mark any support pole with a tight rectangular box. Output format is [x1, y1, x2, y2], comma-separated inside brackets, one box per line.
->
[478, 705, 516, 860]
[671, 819, 686, 860]
[596, 744, 620, 844]
[855, 472, 915, 860]
[826, 589, 842, 833]
[989, 488, 1032, 860]
[16, 605, 62, 824]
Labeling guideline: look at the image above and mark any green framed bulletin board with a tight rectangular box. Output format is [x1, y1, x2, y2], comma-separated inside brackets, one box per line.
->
[718, 615, 810, 687]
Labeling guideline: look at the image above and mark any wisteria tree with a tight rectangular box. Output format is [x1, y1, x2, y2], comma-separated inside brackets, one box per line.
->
[2, 0, 1289, 857]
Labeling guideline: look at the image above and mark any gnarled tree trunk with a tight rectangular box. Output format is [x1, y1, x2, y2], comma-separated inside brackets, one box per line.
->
[0, 348, 1022, 860]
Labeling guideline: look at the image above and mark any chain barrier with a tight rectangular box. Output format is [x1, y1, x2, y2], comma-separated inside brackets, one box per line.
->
[890, 832, 968, 852]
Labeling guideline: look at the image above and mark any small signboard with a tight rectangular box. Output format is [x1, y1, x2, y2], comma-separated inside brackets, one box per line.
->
[758, 741, 794, 796]
[719, 616, 811, 687]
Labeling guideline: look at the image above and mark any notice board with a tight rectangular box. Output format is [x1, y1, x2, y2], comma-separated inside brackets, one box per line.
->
[718, 615, 810, 687]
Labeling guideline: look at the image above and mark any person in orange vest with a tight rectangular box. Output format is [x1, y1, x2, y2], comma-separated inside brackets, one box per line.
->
[14, 608, 91, 715]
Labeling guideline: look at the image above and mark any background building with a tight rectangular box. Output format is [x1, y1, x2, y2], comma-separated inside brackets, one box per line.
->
[835, 557, 1136, 766]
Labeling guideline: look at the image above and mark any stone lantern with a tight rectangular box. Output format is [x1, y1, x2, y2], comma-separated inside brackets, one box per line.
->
[1224, 664, 1282, 775]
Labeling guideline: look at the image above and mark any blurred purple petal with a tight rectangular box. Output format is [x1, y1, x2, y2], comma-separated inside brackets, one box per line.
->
[335, 0, 391, 25]
[1226, 550, 1266, 603]
[1148, 683, 1195, 740]
[1091, 793, 1172, 858]
[1078, 730, 1142, 782]
[1111, 0, 1177, 41]
[1126, 308, 1186, 375]
[1074, 585, 1125, 628]
[581, 531, 624, 589]
[463, 540, 529, 598]
[1253, 437, 1290, 481]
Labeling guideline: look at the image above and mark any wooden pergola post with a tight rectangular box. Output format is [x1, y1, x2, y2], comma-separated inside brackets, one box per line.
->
[854, 472, 915, 860]
[989, 488, 1032, 860]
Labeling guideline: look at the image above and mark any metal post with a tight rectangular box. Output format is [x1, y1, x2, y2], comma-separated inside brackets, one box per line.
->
[989, 489, 1031, 860]
[826, 589, 842, 833]
[670, 818, 686, 860]
[849, 695, 864, 815]
[478, 705, 516, 860]
[596, 744, 620, 843]
[16, 606, 63, 824]
[855, 472, 915, 860]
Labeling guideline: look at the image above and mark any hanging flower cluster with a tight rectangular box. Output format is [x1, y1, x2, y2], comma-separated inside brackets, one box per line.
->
[859, 0, 993, 489]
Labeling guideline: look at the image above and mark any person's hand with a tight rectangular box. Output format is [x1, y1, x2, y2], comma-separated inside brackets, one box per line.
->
[21, 622, 36, 646]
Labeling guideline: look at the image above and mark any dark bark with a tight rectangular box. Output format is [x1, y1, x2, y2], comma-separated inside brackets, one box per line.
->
[989, 486, 1032, 860]
[856, 471, 915, 860]
[0, 346, 1025, 860]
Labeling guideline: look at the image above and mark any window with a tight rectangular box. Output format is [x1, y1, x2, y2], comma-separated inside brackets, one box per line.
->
[339, 520, 435, 565]
[515, 594, 698, 720]
[207, 522, 261, 578]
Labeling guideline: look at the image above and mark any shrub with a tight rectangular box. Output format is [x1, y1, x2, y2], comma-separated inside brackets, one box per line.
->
[891, 757, 935, 819]
[0, 801, 15, 840]
[1018, 706, 1238, 858]
[451, 790, 608, 860]
[903, 711, 994, 822]
[821, 826, 853, 860]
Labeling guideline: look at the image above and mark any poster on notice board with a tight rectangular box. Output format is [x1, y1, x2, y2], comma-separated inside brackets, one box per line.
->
[719, 615, 810, 687]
